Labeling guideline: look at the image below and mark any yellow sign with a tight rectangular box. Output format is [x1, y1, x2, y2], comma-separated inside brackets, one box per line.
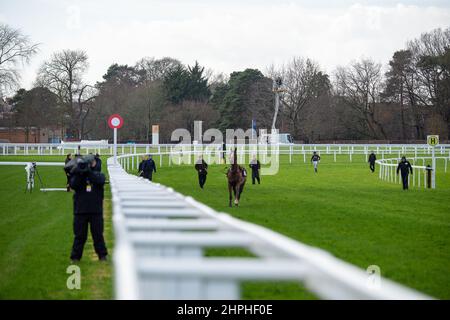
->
[427, 135, 439, 147]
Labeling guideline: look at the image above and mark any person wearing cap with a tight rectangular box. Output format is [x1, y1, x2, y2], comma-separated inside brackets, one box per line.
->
[368, 151, 377, 173]
[396, 156, 413, 190]
[311, 151, 321, 173]
[142, 154, 157, 181]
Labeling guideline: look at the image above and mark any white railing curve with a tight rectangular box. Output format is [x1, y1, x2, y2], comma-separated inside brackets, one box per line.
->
[376, 156, 448, 188]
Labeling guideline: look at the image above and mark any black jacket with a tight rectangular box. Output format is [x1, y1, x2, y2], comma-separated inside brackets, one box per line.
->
[368, 154, 376, 164]
[93, 157, 102, 172]
[142, 159, 157, 178]
[397, 161, 413, 176]
[70, 170, 105, 215]
[195, 160, 208, 175]
[249, 160, 261, 172]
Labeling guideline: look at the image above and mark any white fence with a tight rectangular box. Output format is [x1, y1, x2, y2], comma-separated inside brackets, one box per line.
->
[109, 153, 432, 300]
[1, 142, 450, 163]
[376, 156, 449, 188]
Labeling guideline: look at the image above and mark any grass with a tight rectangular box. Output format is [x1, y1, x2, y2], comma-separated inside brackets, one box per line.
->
[0, 153, 449, 299]
[0, 157, 113, 299]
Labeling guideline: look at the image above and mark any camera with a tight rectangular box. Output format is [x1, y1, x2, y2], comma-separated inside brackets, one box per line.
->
[65, 155, 95, 174]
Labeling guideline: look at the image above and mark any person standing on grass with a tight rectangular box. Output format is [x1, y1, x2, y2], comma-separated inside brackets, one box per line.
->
[93, 153, 102, 172]
[397, 156, 413, 190]
[142, 154, 157, 181]
[69, 155, 108, 262]
[368, 151, 377, 173]
[249, 155, 261, 185]
[137, 155, 146, 177]
[311, 151, 321, 173]
[195, 156, 208, 189]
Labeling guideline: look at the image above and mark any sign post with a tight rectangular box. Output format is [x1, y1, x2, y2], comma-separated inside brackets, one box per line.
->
[427, 135, 439, 189]
[108, 114, 124, 164]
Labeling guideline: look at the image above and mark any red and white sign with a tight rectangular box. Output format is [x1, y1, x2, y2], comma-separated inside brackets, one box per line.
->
[108, 114, 123, 129]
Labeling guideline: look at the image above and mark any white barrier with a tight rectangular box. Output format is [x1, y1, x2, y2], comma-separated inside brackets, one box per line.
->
[1, 142, 449, 163]
[376, 156, 448, 188]
[109, 154, 432, 300]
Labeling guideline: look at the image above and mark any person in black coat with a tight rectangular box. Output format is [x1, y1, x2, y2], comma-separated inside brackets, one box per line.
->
[249, 155, 261, 184]
[195, 156, 208, 189]
[69, 155, 108, 262]
[397, 156, 413, 190]
[92, 153, 102, 172]
[368, 152, 377, 173]
[142, 155, 157, 181]
[137, 156, 146, 177]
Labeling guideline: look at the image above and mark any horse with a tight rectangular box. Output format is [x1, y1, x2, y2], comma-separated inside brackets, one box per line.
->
[226, 148, 246, 207]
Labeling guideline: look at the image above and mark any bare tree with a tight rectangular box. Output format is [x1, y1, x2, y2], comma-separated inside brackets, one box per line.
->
[0, 23, 39, 95]
[76, 84, 98, 139]
[268, 57, 330, 140]
[135, 57, 182, 82]
[36, 49, 91, 138]
[334, 59, 387, 139]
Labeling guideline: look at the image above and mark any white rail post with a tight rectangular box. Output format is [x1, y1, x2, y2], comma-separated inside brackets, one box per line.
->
[431, 147, 436, 189]
[114, 128, 118, 164]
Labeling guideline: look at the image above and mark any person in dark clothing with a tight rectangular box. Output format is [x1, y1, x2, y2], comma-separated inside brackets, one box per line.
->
[142, 155, 157, 181]
[397, 156, 413, 190]
[64, 154, 73, 192]
[222, 143, 226, 164]
[368, 152, 377, 173]
[69, 155, 108, 262]
[249, 155, 261, 185]
[195, 156, 208, 189]
[92, 153, 102, 172]
[311, 152, 321, 173]
[137, 156, 146, 177]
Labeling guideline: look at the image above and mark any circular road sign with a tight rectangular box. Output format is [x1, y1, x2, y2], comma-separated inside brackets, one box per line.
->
[108, 114, 124, 129]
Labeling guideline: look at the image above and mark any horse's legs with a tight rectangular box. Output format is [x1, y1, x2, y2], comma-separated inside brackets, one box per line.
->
[228, 184, 232, 207]
[235, 183, 240, 206]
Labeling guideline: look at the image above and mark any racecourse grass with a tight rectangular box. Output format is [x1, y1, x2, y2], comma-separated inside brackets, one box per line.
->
[0, 153, 449, 299]
[0, 159, 113, 299]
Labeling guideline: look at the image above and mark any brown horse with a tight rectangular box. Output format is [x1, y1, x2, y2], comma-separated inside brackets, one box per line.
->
[227, 148, 246, 207]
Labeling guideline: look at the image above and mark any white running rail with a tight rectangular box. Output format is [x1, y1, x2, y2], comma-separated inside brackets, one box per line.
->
[376, 157, 449, 188]
[1, 142, 450, 163]
[109, 154, 432, 300]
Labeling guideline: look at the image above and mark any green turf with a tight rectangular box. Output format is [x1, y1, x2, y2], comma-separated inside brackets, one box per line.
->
[0, 159, 113, 299]
[0, 153, 449, 299]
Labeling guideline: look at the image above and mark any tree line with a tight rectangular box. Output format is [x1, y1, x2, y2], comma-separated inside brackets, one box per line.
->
[0, 22, 449, 143]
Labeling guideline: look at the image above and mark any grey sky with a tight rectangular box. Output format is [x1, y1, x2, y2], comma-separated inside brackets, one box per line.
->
[1, 0, 449, 90]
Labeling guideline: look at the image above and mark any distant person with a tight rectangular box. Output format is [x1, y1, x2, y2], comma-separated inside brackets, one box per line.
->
[64, 153, 73, 192]
[397, 156, 413, 190]
[368, 152, 377, 173]
[92, 153, 102, 172]
[222, 142, 226, 164]
[195, 156, 208, 189]
[137, 155, 146, 177]
[311, 151, 321, 173]
[142, 154, 157, 181]
[249, 155, 261, 185]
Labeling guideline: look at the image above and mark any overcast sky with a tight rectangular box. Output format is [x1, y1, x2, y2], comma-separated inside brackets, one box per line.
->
[1, 0, 450, 89]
